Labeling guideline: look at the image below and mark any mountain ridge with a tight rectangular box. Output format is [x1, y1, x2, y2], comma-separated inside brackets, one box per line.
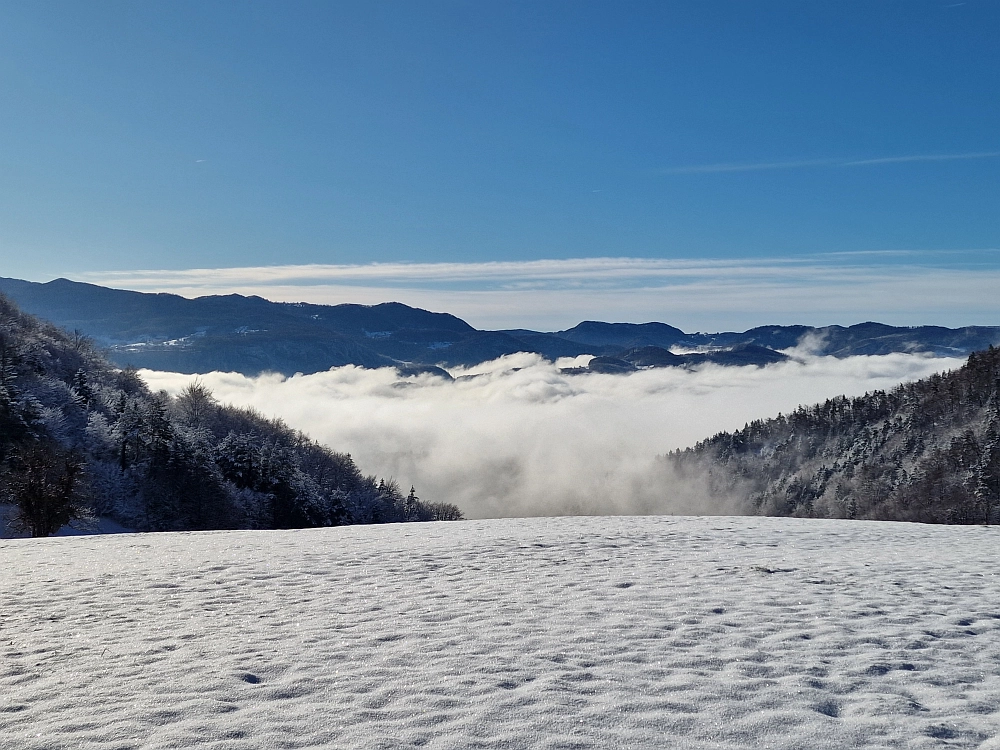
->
[2, 276, 999, 376]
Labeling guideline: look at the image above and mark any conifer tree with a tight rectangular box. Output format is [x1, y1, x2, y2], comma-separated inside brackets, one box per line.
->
[4, 443, 90, 537]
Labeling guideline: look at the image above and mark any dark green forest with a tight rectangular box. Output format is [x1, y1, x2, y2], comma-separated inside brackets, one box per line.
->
[0, 294, 461, 537]
[670, 346, 1000, 524]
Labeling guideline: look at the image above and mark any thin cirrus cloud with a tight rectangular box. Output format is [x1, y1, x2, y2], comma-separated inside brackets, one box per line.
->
[77, 252, 1000, 331]
[660, 150, 1000, 175]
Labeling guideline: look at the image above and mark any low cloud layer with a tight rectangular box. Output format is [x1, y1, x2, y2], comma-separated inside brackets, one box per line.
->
[141, 353, 962, 519]
[78, 252, 1000, 331]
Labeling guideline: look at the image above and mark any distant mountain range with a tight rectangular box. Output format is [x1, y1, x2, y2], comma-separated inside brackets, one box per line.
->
[2, 276, 999, 376]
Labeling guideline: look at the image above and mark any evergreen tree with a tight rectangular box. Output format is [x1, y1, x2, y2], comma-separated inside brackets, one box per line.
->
[4, 443, 90, 537]
[974, 397, 1000, 524]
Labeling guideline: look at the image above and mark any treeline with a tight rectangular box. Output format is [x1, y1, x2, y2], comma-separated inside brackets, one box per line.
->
[670, 346, 1000, 524]
[0, 294, 461, 537]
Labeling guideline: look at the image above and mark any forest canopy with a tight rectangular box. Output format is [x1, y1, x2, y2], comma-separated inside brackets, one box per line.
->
[670, 346, 1000, 524]
[0, 294, 461, 537]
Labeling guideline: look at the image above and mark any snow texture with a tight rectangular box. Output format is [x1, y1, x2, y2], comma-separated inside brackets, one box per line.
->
[2, 516, 999, 749]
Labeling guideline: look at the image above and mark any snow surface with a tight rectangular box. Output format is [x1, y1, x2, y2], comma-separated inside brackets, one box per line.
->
[2, 516, 999, 749]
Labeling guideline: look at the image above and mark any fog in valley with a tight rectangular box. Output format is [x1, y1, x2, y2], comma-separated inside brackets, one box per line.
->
[141, 352, 962, 519]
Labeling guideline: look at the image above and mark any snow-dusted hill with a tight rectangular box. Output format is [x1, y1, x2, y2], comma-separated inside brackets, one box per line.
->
[2, 516, 999, 749]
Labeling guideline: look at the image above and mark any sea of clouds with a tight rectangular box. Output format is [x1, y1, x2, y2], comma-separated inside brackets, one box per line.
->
[140, 352, 963, 519]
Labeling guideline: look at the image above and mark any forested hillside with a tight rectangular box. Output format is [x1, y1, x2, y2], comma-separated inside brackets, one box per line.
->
[0, 294, 460, 536]
[671, 347, 1000, 524]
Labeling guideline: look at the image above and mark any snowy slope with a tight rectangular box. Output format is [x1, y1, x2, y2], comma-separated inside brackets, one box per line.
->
[1, 516, 999, 749]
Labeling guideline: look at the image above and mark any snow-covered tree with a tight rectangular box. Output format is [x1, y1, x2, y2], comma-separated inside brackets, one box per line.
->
[3, 443, 91, 537]
[0, 292, 462, 535]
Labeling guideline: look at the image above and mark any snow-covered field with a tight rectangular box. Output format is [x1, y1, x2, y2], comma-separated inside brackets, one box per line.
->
[2, 516, 999, 749]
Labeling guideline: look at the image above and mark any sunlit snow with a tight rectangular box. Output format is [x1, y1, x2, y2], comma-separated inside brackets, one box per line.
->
[3, 516, 998, 748]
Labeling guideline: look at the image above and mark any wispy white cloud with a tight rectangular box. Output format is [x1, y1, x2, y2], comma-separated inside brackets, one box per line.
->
[85, 256, 832, 288]
[661, 158, 841, 175]
[660, 150, 1000, 175]
[75, 253, 1000, 331]
[842, 151, 1000, 167]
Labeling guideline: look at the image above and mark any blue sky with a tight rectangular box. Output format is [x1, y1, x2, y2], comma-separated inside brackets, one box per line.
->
[2, 1, 998, 329]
